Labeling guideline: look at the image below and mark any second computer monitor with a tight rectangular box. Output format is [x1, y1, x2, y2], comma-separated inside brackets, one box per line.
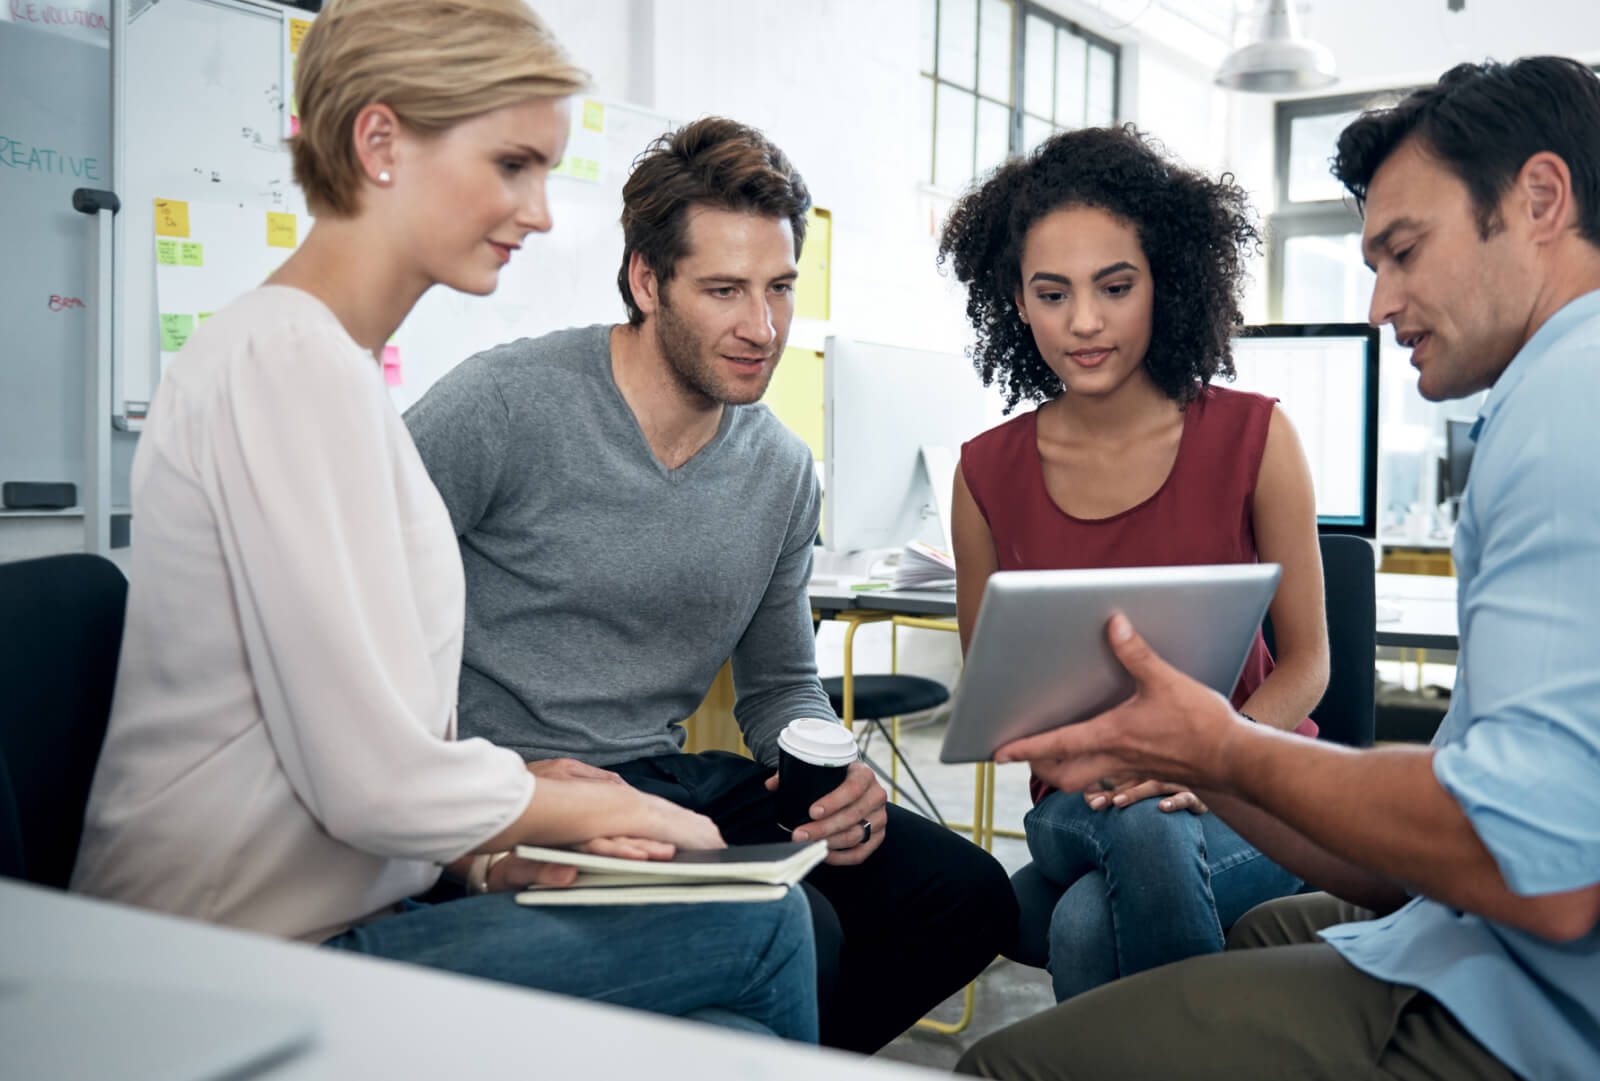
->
[1226, 324, 1380, 537]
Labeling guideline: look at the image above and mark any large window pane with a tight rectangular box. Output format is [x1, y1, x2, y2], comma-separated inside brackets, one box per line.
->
[1282, 232, 1372, 323]
[1288, 110, 1361, 202]
[935, 83, 977, 190]
[938, 0, 978, 89]
[977, 0, 1013, 103]
[920, 0, 937, 74]
[1054, 28, 1086, 127]
[1022, 112, 1052, 155]
[976, 98, 1011, 178]
[1086, 44, 1115, 126]
[1023, 14, 1054, 118]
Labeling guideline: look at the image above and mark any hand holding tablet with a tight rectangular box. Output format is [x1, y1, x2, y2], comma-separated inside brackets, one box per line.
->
[940, 564, 1280, 764]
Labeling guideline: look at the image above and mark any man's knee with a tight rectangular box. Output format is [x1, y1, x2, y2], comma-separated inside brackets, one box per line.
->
[1226, 891, 1350, 951]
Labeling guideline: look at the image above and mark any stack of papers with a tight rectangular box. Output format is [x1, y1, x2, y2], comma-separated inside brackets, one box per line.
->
[513, 840, 828, 906]
[891, 539, 957, 591]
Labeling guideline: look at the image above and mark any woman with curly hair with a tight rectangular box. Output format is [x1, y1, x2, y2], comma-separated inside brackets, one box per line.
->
[942, 125, 1329, 1002]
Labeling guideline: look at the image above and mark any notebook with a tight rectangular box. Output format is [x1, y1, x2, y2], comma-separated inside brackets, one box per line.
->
[513, 840, 828, 906]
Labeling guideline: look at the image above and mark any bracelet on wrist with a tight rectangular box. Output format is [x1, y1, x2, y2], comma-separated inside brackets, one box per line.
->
[465, 850, 512, 894]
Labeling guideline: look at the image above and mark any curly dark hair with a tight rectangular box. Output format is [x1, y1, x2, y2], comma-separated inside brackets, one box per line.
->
[937, 125, 1259, 412]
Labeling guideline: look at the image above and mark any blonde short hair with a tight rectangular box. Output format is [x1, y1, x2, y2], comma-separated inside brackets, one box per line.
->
[291, 0, 589, 217]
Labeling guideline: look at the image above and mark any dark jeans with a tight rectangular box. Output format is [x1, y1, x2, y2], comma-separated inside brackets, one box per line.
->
[611, 750, 1019, 1054]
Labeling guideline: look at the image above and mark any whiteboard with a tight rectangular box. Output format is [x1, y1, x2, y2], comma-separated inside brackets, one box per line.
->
[118, 0, 307, 423]
[0, 20, 130, 500]
[2, 0, 674, 511]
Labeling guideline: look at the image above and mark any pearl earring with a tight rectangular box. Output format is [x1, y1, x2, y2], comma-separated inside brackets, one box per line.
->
[377, 171, 391, 183]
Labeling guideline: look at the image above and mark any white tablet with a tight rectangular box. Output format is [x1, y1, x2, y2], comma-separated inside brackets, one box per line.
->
[939, 563, 1281, 763]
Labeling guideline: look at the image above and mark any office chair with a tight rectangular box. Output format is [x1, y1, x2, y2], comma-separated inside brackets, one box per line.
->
[1003, 533, 1377, 967]
[818, 672, 949, 821]
[0, 553, 127, 888]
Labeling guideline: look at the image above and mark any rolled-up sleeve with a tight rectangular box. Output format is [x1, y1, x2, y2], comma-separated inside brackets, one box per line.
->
[1433, 379, 1600, 897]
[202, 321, 532, 863]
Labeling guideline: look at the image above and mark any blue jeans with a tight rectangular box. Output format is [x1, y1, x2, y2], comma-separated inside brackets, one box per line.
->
[322, 888, 818, 1042]
[1024, 789, 1301, 1002]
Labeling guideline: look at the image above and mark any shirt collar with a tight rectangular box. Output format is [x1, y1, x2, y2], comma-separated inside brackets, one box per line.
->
[1475, 288, 1600, 439]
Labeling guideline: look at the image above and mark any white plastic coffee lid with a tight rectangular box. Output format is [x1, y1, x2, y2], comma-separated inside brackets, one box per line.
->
[778, 717, 858, 766]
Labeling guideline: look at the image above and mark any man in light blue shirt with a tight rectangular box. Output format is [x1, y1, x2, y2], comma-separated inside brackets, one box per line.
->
[959, 56, 1600, 1081]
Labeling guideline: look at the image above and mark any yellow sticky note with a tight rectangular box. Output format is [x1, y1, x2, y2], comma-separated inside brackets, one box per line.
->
[160, 313, 195, 352]
[572, 157, 600, 182]
[197, 312, 214, 323]
[154, 198, 190, 238]
[266, 212, 297, 248]
[156, 238, 180, 266]
[180, 241, 204, 267]
[583, 101, 604, 132]
[289, 18, 311, 54]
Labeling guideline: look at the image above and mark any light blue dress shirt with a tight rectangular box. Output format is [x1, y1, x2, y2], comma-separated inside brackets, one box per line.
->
[1320, 289, 1600, 1081]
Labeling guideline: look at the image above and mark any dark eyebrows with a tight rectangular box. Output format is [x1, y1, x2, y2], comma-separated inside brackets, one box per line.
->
[1363, 217, 1422, 270]
[1027, 261, 1140, 286]
[1091, 261, 1138, 283]
[691, 272, 798, 287]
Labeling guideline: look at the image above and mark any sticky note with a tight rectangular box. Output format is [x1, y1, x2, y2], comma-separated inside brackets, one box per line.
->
[583, 101, 604, 132]
[289, 18, 311, 54]
[382, 344, 402, 387]
[266, 211, 297, 248]
[181, 241, 204, 267]
[160, 313, 195, 352]
[197, 312, 214, 323]
[290, 114, 300, 137]
[154, 198, 190, 238]
[156, 238, 180, 266]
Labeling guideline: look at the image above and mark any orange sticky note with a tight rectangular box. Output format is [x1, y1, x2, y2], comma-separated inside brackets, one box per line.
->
[266, 212, 297, 249]
[154, 199, 190, 238]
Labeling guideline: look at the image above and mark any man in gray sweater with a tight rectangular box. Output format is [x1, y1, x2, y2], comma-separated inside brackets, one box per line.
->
[405, 117, 1016, 1053]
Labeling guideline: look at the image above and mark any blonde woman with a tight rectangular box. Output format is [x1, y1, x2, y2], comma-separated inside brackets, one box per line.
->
[70, 0, 817, 1040]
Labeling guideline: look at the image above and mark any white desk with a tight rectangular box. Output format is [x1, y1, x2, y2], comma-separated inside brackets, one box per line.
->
[811, 574, 1460, 652]
[0, 880, 945, 1081]
[1376, 572, 1458, 651]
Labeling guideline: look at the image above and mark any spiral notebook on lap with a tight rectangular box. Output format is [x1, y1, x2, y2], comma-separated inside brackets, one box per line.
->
[940, 563, 1281, 763]
[513, 840, 828, 906]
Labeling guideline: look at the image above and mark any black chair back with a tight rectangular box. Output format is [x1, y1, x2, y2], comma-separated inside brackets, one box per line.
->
[1263, 533, 1376, 748]
[0, 554, 127, 887]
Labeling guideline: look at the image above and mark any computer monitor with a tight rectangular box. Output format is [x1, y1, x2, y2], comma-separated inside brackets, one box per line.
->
[822, 337, 989, 554]
[1226, 324, 1380, 537]
[1443, 417, 1476, 506]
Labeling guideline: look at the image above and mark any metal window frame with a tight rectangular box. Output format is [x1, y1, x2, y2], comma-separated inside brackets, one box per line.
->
[922, 0, 1121, 187]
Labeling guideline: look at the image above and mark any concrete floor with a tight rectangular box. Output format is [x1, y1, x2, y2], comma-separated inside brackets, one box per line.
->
[850, 712, 1060, 1072]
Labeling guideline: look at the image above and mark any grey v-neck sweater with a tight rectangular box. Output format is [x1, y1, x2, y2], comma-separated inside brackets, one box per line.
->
[404, 324, 831, 768]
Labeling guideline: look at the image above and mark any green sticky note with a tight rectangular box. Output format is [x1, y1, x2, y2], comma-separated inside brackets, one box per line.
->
[197, 311, 214, 323]
[181, 241, 204, 267]
[156, 238, 179, 265]
[160, 313, 195, 352]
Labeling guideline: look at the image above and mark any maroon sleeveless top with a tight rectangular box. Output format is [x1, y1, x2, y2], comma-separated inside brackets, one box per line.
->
[960, 385, 1316, 803]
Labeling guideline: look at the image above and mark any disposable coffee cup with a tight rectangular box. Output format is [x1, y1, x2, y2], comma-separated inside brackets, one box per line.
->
[776, 717, 858, 833]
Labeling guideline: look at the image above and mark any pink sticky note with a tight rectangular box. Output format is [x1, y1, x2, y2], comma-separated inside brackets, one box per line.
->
[290, 115, 300, 136]
[382, 344, 402, 386]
